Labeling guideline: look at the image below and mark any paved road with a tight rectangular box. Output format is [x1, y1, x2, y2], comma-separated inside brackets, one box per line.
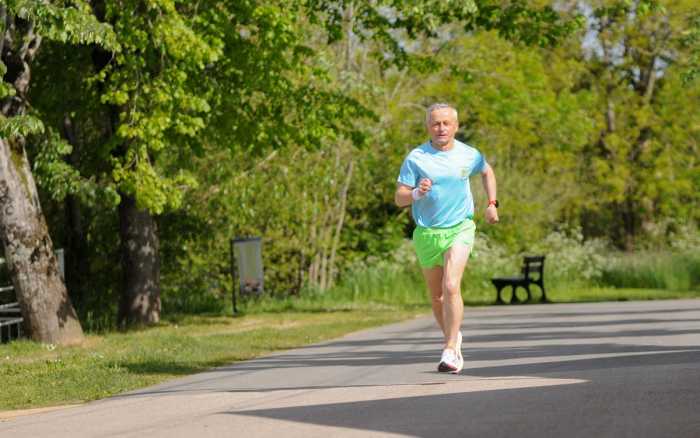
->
[2, 299, 700, 437]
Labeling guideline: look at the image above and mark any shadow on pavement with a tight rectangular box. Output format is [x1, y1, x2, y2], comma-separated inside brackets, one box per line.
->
[229, 358, 700, 438]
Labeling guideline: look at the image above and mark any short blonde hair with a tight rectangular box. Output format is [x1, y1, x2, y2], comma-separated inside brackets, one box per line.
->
[426, 103, 458, 125]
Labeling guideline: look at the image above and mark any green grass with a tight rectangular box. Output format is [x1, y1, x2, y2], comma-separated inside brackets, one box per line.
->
[0, 309, 424, 411]
[548, 286, 700, 303]
[460, 285, 700, 305]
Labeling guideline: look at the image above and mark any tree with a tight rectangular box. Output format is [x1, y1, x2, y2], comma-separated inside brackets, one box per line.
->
[571, 0, 698, 248]
[0, 0, 117, 343]
[86, 0, 222, 328]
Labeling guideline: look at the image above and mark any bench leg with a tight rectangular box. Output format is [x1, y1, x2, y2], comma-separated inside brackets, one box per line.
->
[508, 285, 533, 304]
[495, 285, 506, 305]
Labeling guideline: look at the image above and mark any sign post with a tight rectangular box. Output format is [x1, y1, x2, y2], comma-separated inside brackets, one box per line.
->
[230, 237, 263, 315]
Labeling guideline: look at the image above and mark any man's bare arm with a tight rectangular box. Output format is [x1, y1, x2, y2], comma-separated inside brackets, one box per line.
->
[395, 183, 414, 208]
[481, 164, 499, 224]
[481, 163, 497, 201]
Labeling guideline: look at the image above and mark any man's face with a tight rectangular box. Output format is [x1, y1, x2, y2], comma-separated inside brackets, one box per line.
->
[427, 108, 458, 147]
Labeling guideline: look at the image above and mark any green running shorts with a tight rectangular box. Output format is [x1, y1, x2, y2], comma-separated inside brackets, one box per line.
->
[412, 219, 476, 268]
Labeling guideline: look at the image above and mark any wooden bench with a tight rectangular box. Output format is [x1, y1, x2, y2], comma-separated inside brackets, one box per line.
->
[0, 285, 23, 343]
[491, 255, 547, 304]
[0, 258, 24, 343]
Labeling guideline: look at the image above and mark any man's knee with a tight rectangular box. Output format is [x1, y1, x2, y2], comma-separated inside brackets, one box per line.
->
[442, 278, 461, 296]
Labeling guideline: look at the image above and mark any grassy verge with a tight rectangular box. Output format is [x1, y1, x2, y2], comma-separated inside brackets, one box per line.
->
[458, 284, 700, 305]
[548, 287, 700, 303]
[0, 307, 425, 411]
[460, 283, 700, 304]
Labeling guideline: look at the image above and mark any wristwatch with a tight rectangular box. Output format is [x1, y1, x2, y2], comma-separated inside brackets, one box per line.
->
[488, 199, 499, 208]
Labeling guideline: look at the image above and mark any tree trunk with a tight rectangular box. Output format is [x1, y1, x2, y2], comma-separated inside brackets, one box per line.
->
[0, 9, 83, 344]
[0, 138, 84, 344]
[117, 192, 161, 328]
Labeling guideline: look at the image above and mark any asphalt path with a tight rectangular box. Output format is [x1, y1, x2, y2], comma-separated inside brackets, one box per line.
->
[2, 299, 700, 437]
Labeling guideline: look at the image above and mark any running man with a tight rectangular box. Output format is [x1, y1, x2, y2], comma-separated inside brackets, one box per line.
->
[395, 103, 499, 373]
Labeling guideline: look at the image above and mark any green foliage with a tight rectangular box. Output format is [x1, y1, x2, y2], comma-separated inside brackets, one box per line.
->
[0, 63, 15, 100]
[306, 0, 578, 68]
[3, 0, 118, 200]
[8, 0, 119, 50]
[0, 114, 44, 139]
[91, 0, 222, 213]
[373, 30, 598, 250]
[32, 129, 121, 206]
[159, 142, 365, 302]
[201, 1, 372, 154]
[373, 1, 698, 251]
[571, 0, 700, 247]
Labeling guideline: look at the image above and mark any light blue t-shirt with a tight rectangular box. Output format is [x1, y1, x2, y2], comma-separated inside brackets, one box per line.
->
[397, 140, 487, 228]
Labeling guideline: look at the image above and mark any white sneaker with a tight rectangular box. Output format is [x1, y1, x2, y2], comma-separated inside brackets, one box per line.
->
[438, 348, 458, 373]
[438, 346, 463, 374]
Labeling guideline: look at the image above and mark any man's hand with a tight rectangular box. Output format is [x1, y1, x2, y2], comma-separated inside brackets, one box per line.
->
[416, 178, 432, 197]
[412, 178, 432, 201]
[485, 205, 499, 224]
[395, 180, 431, 207]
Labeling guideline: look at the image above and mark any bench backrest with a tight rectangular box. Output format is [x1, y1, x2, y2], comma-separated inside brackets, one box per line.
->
[522, 255, 545, 280]
[0, 258, 11, 301]
[0, 258, 17, 309]
[0, 258, 23, 343]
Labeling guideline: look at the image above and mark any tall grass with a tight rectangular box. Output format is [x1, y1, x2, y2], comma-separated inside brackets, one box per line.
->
[333, 262, 426, 305]
[601, 252, 700, 291]
[239, 242, 430, 314]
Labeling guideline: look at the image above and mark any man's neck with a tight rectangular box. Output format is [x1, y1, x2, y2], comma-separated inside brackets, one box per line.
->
[430, 139, 455, 151]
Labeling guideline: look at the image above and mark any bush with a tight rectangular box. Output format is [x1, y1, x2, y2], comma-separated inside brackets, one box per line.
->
[529, 229, 610, 286]
[469, 228, 610, 291]
[468, 232, 520, 292]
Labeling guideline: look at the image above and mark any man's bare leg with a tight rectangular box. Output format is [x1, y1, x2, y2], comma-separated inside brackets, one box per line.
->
[422, 266, 446, 342]
[442, 243, 471, 350]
